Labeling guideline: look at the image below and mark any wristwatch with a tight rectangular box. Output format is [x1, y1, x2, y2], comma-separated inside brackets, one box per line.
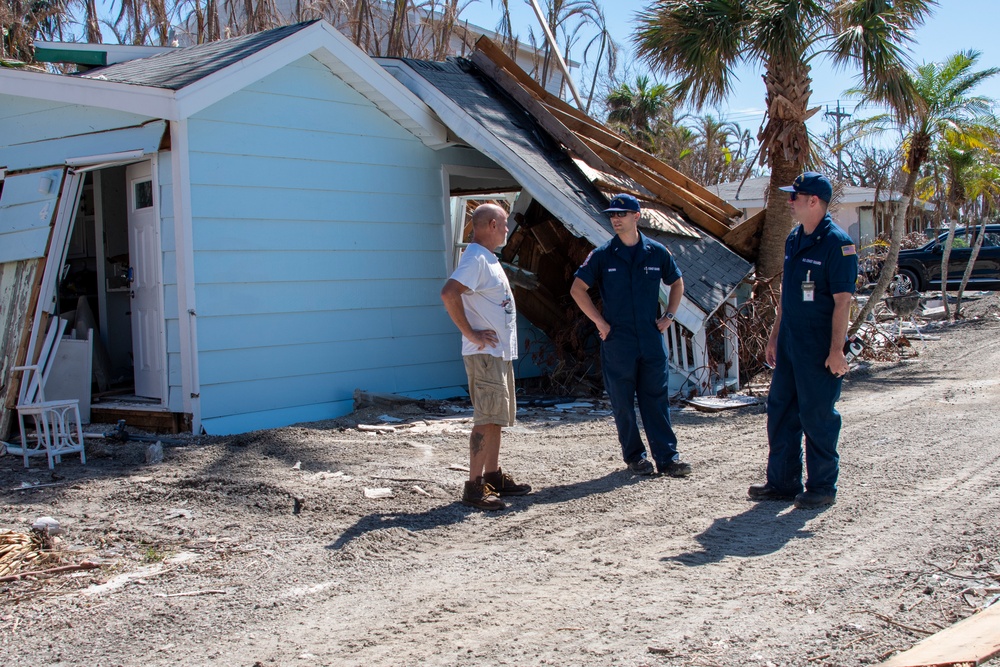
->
[664, 312, 675, 321]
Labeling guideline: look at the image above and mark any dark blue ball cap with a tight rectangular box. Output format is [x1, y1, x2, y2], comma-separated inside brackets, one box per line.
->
[603, 193, 641, 213]
[778, 171, 833, 203]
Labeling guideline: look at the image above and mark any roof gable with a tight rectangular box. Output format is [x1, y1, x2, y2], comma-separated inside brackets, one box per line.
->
[3, 21, 447, 147]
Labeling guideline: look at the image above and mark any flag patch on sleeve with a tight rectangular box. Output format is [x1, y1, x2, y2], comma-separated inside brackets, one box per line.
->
[842, 244, 856, 256]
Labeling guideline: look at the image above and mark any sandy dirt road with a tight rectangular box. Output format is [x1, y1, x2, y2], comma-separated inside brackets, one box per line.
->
[2, 303, 999, 667]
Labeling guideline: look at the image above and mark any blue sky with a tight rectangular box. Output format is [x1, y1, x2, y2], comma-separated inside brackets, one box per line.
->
[460, 0, 1000, 138]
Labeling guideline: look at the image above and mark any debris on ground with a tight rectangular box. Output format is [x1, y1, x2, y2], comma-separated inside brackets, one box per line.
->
[684, 394, 761, 412]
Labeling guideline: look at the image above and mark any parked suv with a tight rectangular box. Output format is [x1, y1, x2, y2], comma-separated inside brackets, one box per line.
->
[895, 225, 1000, 292]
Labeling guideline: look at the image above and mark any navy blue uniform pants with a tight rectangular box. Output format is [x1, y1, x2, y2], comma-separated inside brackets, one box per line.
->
[602, 340, 679, 467]
[765, 326, 843, 496]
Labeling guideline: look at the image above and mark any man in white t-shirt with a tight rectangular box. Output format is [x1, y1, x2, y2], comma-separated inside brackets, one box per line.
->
[441, 203, 531, 510]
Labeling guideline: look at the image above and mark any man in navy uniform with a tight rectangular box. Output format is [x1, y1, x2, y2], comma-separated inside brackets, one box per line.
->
[570, 194, 691, 478]
[749, 172, 859, 509]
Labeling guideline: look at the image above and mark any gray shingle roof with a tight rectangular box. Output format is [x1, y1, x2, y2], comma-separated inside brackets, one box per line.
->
[400, 56, 752, 316]
[401, 57, 609, 221]
[79, 21, 317, 89]
[645, 229, 753, 315]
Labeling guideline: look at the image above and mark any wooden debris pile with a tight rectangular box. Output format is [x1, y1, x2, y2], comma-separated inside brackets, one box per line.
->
[0, 530, 53, 580]
[0, 528, 100, 584]
[471, 36, 763, 262]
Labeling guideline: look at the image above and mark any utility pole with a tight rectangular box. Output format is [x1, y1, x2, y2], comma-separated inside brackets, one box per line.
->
[825, 101, 851, 180]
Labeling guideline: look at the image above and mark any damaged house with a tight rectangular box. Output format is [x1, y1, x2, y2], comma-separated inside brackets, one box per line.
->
[0, 20, 755, 438]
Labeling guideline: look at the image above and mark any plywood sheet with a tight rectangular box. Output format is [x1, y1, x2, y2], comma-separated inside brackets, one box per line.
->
[878, 603, 1000, 667]
[0, 258, 43, 438]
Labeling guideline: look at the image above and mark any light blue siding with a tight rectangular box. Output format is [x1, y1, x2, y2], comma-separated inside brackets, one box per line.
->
[0, 169, 64, 262]
[193, 218, 446, 251]
[184, 56, 473, 431]
[0, 95, 157, 171]
[193, 249, 443, 283]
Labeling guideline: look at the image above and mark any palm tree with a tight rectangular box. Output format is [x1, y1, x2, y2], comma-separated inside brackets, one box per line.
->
[950, 132, 1000, 317]
[689, 114, 747, 184]
[605, 75, 674, 151]
[850, 50, 1000, 330]
[633, 0, 934, 279]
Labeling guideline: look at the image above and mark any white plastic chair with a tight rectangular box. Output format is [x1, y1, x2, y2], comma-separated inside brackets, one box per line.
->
[12, 318, 86, 469]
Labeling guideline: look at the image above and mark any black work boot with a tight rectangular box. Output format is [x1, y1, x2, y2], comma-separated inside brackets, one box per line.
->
[748, 484, 796, 501]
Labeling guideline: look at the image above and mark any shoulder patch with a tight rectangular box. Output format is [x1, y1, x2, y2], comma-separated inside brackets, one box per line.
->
[580, 250, 594, 267]
[841, 244, 856, 256]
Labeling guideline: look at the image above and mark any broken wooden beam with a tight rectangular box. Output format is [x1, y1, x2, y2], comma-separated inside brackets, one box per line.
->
[469, 49, 612, 174]
[551, 106, 742, 221]
[577, 136, 733, 239]
[722, 208, 765, 263]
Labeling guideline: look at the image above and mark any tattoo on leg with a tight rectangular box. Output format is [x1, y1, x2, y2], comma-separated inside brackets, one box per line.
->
[470, 432, 485, 456]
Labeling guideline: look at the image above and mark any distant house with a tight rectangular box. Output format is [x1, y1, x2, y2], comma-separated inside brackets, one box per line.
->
[1, 21, 751, 437]
[709, 177, 933, 250]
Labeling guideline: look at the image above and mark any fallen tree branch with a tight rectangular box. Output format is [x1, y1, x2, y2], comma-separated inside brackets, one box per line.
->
[871, 611, 934, 635]
[0, 561, 100, 582]
[923, 559, 989, 582]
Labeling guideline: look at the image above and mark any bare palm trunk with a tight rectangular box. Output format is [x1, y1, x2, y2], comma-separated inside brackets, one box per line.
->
[756, 61, 817, 279]
[939, 211, 959, 320]
[955, 222, 987, 318]
[758, 157, 799, 278]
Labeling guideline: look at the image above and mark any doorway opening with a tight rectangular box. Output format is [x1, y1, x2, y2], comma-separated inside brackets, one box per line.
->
[58, 162, 167, 416]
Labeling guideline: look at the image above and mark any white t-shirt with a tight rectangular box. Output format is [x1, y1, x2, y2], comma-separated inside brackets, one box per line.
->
[449, 243, 518, 360]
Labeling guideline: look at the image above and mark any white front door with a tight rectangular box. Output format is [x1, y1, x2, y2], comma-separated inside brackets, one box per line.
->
[126, 161, 164, 399]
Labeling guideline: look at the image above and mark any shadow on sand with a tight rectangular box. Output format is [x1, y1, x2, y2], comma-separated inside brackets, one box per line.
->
[663, 500, 825, 566]
[327, 469, 644, 550]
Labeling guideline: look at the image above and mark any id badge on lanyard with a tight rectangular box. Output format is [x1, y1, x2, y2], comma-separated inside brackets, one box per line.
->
[802, 270, 815, 302]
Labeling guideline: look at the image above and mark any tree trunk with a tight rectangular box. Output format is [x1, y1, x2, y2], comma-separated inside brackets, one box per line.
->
[850, 168, 919, 334]
[939, 210, 959, 320]
[955, 222, 987, 318]
[758, 157, 800, 278]
[756, 61, 817, 279]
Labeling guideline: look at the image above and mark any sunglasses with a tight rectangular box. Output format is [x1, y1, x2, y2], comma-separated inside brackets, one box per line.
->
[609, 211, 633, 218]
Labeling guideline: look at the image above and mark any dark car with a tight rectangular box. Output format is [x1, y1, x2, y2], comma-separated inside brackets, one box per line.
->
[895, 225, 1000, 292]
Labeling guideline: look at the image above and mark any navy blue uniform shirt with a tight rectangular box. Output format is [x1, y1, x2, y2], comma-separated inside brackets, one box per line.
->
[780, 214, 858, 329]
[575, 232, 682, 358]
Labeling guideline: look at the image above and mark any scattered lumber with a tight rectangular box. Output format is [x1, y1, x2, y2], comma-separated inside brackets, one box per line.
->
[470, 35, 743, 242]
[0, 530, 42, 578]
[469, 49, 611, 174]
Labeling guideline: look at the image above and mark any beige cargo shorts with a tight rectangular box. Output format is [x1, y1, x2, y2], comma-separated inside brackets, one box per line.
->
[463, 354, 516, 427]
